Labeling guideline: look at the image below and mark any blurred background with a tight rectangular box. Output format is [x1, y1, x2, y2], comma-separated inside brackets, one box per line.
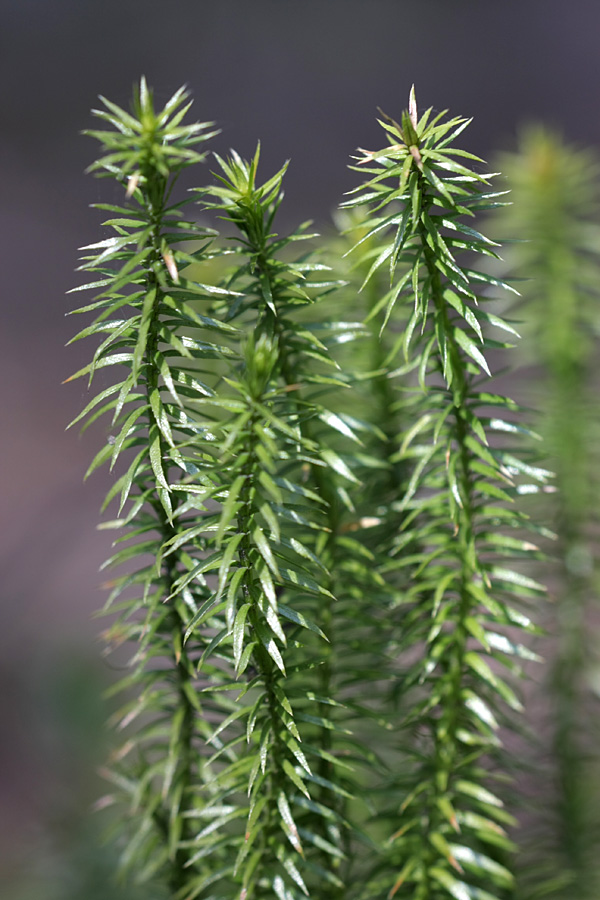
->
[2, 1, 600, 896]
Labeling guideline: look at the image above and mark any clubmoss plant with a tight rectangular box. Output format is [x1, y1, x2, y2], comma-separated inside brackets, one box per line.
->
[493, 127, 600, 900]
[342, 88, 548, 899]
[185, 144, 373, 898]
[67, 81, 550, 900]
[66, 78, 224, 893]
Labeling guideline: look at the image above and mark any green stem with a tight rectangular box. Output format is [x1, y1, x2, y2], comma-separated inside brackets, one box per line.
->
[412, 211, 478, 895]
[142, 184, 198, 890]
[535, 181, 594, 893]
[551, 380, 590, 892]
[255, 247, 346, 889]
[234, 404, 295, 896]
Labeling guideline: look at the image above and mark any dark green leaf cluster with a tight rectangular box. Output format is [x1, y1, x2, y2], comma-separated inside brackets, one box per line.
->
[66, 82, 549, 900]
[492, 129, 600, 900]
[68, 84, 385, 900]
[342, 88, 548, 900]
[67, 79, 234, 894]
[185, 145, 395, 900]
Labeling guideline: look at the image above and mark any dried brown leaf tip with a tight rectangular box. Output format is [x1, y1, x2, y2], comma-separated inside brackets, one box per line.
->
[377, 105, 404, 138]
[162, 246, 179, 283]
[408, 84, 418, 131]
[126, 171, 140, 197]
[355, 146, 379, 165]
[355, 143, 403, 165]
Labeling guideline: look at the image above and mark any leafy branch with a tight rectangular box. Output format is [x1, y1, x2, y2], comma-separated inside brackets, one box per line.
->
[66, 78, 226, 892]
[343, 87, 548, 900]
[493, 127, 600, 900]
[65, 81, 553, 900]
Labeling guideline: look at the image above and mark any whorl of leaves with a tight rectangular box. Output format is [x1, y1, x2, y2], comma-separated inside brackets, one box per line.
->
[67, 81, 382, 900]
[342, 88, 549, 900]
